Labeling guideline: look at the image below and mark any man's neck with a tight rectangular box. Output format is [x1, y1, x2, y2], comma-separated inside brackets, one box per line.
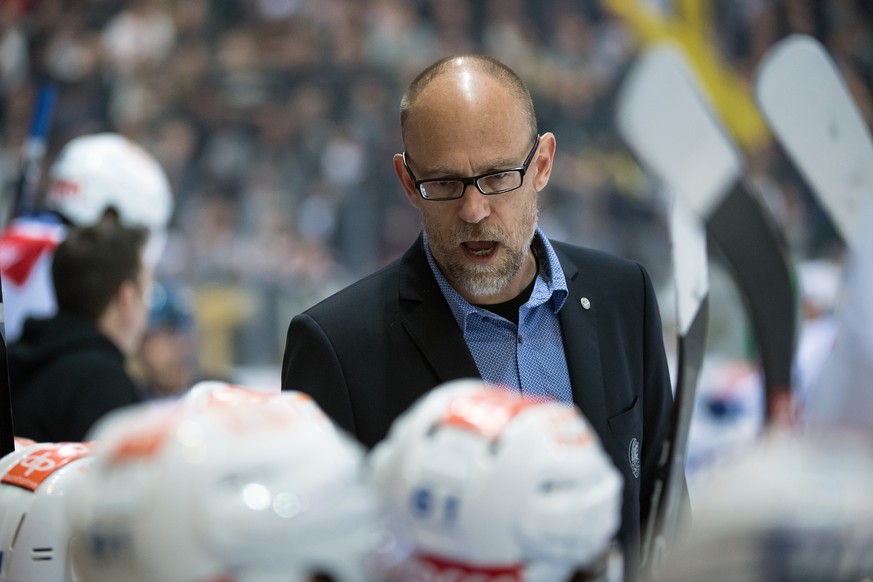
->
[97, 307, 131, 356]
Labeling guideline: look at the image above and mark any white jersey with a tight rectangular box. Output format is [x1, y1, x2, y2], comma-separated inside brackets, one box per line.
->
[0, 215, 66, 341]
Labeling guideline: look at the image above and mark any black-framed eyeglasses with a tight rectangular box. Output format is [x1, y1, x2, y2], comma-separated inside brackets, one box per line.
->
[402, 135, 541, 201]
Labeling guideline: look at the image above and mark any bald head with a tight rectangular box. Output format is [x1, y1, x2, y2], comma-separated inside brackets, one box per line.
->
[399, 55, 538, 149]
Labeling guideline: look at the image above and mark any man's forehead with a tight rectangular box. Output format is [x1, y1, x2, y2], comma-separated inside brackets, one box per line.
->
[403, 66, 531, 142]
[412, 68, 509, 113]
[405, 89, 526, 146]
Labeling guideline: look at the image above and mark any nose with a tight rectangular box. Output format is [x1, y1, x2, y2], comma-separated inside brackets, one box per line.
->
[456, 183, 491, 224]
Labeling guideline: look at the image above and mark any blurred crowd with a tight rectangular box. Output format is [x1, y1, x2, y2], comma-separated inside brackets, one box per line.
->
[1, 0, 871, 377]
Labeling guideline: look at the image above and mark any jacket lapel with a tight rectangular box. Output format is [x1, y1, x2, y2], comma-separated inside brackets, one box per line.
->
[393, 235, 608, 426]
[554, 245, 609, 438]
[397, 236, 480, 383]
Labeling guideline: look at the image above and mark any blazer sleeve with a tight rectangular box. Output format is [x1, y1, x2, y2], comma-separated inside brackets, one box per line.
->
[282, 313, 357, 436]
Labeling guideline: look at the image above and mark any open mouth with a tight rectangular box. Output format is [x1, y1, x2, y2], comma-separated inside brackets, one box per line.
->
[461, 240, 498, 258]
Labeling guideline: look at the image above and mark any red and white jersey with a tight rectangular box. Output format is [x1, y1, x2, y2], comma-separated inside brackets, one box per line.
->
[0, 215, 67, 341]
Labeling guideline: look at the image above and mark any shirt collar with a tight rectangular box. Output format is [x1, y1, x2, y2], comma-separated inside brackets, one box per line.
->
[423, 227, 569, 329]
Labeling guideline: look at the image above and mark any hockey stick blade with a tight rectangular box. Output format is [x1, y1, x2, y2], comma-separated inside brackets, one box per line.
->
[756, 34, 873, 250]
[616, 43, 742, 219]
[617, 42, 796, 418]
[705, 183, 796, 412]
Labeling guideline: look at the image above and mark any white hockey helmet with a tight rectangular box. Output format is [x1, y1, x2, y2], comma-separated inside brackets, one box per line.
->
[662, 431, 873, 581]
[370, 379, 623, 582]
[0, 441, 95, 582]
[69, 388, 389, 582]
[45, 133, 173, 266]
[181, 379, 307, 408]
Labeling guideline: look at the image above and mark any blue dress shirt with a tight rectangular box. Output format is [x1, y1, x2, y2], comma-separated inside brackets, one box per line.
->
[423, 227, 573, 404]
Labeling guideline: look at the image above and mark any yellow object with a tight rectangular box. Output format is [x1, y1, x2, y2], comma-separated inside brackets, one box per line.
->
[605, 0, 769, 152]
[193, 284, 254, 380]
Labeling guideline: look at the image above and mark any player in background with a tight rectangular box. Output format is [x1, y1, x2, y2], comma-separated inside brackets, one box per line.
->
[0, 132, 173, 342]
[370, 379, 624, 582]
[9, 222, 152, 442]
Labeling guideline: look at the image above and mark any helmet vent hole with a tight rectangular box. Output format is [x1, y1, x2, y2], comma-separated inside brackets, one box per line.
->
[31, 547, 54, 561]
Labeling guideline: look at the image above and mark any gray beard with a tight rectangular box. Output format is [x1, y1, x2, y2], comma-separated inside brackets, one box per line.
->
[446, 237, 532, 298]
[431, 219, 537, 299]
[422, 195, 539, 299]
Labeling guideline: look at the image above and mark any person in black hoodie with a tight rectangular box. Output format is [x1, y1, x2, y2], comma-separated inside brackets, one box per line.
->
[10, 222, 151, 442]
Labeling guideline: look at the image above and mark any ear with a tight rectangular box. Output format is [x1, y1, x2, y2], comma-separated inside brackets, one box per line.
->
[532, 132, 557, 192]
[393, 153, 423, 208]
[114, 279, 140, 315]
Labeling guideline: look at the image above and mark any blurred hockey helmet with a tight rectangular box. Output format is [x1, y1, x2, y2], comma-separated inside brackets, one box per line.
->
[181, 380, 287, 408]
[45, 133, 173, 266]
[662, 431, 873, 581]
[69, 388, 388, 582]
[370, 379, 623, 582]
[0, 441, 94, 582]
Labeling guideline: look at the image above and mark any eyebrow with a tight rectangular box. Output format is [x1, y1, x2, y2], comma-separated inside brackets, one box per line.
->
[419, 156, 522, 179]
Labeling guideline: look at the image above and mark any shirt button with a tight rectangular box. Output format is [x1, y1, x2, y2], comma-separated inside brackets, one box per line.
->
[517, 336, 523, 344]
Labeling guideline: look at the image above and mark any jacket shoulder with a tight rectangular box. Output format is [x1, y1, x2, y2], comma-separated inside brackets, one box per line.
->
[550, 240, 646, 279]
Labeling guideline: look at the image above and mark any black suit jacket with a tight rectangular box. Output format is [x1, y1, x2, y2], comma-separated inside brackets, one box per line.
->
[282, 235, 674, 580]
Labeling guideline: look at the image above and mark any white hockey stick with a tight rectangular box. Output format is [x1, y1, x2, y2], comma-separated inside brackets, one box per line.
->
[616, 42, 796, 411]
[757, 35, 873, 433]
[756, 34, 873, 250]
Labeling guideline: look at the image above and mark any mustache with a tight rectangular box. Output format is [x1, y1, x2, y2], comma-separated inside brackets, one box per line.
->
[451, 223, 509, 246]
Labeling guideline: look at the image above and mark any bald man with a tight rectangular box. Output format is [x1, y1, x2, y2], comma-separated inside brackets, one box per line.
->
[282, 55, 676, 580]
